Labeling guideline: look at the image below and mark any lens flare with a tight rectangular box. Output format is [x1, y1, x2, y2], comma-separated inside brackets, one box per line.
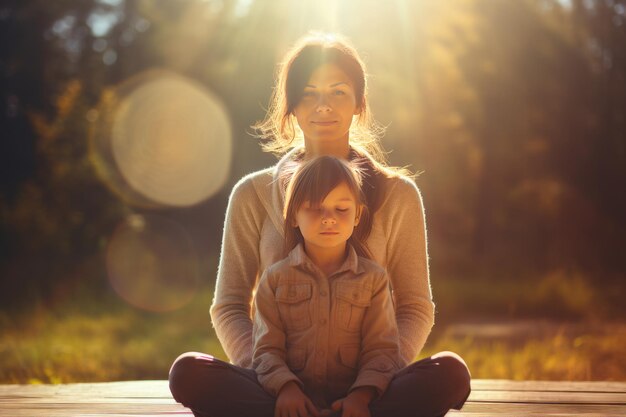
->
[105, 214, 199, 312]
[90, 69, 232, 208]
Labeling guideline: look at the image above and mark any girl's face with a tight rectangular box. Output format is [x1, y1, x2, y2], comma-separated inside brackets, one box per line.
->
[293, 63, 361, 145]
[294, 181, 360, 254]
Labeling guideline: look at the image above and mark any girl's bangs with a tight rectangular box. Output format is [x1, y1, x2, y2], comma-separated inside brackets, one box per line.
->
[294, 159, 361, 210]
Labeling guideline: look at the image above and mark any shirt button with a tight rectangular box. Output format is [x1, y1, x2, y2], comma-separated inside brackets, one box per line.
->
[320, 290, 327, 297]
[320, 318, 327, 325]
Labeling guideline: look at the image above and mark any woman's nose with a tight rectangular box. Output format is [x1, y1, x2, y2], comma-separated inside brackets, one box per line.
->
[316, 96, 332, 112]
[316, 104, 331, 112]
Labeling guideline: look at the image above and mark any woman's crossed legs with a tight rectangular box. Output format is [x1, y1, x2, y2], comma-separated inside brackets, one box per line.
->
[169, 351, 470, 417]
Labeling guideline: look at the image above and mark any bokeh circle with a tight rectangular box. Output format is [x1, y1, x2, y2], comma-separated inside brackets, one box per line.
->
[90, 69, 232, 208]
[105, 214, 199, 312]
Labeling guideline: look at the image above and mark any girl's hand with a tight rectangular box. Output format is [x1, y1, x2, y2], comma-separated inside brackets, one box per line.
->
[330, 387, 376, 417]
[275, 381, 321, 417]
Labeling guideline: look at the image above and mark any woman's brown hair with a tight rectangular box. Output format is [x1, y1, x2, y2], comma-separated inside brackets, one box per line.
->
[254, 31, 389, 163]
[261, 32, 414, 234]
[283, 156, 372, 259]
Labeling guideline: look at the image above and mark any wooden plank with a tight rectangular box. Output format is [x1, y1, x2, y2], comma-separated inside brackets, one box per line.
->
[0, 380, 171, 397]
[1, 380, 626, 417]
[3, 379, 625, 396]
[0, 403, 190, 415]
[451, 402, 626, 416]
[472, 379, 626, 393]
[469, 390, 626, 404]
[0, 381, 187, 417]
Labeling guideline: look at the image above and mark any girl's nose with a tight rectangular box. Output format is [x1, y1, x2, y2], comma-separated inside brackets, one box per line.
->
[322, 216, 336, 225]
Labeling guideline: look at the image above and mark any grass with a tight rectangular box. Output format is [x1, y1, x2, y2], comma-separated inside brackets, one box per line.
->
[421, 321, 626, 381]
[421, 269, 626, 381]
[0, 275, 625, 384]
[0, 287, 227, 384]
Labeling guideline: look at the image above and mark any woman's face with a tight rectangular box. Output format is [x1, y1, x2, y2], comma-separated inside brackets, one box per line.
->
[292, 63, 361, 145]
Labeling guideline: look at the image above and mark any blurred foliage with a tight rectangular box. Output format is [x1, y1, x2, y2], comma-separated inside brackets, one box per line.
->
[1, 0, 625, 320]
[432, 268, 604, 321]
[1, 286, 624, 383]
[401, 0, 626, 283]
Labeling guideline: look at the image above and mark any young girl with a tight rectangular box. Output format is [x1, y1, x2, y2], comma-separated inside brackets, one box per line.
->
[169, 32, 470, 417]
[252, 155, 400, 417]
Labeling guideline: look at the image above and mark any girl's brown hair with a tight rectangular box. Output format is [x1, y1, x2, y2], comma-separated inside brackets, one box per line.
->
[283, 156, 372, 259]
[254, 31, 387, 163]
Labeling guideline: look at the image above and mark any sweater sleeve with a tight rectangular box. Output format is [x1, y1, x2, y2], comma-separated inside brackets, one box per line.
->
[210, 174, 265, 368]
[383, 177, 435, 366]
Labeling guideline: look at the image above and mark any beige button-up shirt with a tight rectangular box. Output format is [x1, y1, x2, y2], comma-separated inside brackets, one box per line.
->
[252, 244, 401, 409]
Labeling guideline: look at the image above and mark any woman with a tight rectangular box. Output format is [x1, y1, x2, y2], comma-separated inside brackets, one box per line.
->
[169, 32, 471, 417]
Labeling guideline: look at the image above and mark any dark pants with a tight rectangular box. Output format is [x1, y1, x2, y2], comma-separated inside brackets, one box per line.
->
[169, 351, 471, 417]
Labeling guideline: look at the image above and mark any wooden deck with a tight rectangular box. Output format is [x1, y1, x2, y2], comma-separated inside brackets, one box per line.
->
[1, 379, 625, 416]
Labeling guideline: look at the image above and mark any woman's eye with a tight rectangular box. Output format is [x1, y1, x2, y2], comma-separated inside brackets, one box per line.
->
[336, 208, 349, 213]
[302, 91, 316, 97]
[333, 90, 346, 96]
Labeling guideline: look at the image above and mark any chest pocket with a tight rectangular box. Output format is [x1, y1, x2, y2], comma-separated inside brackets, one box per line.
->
[276, 283, 312, 331]
[334, 282, 371, 333]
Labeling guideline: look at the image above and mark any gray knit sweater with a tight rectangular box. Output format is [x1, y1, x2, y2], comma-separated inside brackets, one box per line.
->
[210, 150, 434, 369]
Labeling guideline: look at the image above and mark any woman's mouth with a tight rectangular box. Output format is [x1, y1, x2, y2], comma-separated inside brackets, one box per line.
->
[312, 121, 337, 126]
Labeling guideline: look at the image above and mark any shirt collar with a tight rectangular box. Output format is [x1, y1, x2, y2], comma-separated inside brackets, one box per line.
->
[288, 243, 362, 276]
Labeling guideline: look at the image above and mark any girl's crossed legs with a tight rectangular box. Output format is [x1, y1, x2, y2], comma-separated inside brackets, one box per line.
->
[169, 351, 470, 417]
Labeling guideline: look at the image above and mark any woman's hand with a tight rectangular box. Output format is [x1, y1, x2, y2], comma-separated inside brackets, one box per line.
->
[275, 381, 321, 417]
[330, 386, 376, 417]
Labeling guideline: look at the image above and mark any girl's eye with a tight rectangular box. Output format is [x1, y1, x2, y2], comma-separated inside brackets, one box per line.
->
[302, 91, 317, 97]
[336, 208, 349, 212]
[333, 90, 346, 96]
